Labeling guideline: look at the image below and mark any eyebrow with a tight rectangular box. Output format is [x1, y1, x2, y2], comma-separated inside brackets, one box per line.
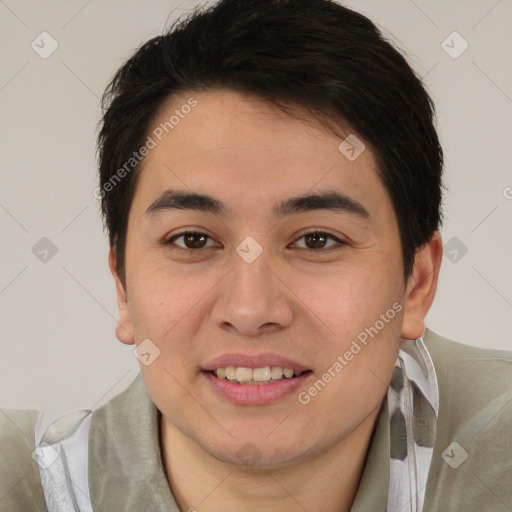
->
[146, 189, 369, 219]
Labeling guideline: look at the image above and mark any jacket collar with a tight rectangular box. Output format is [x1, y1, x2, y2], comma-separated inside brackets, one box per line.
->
[88, 372, 390, 511]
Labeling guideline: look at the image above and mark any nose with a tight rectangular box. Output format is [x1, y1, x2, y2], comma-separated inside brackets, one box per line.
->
[211, 246, 294, 337]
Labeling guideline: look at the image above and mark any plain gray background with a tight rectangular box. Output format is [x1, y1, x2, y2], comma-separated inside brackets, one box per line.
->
[1, 0, 511, 410]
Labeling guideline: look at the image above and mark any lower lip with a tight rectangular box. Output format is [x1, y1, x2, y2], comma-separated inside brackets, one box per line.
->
[202, 371, 312, 405]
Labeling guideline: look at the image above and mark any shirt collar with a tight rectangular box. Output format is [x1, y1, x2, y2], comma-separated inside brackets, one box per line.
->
[350, 397, 390, 511]
[88, 373, 180, 511]
[89, 373, 390, 512]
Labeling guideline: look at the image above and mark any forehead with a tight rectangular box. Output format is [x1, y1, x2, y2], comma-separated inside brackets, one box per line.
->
[131, 89, 392, 223]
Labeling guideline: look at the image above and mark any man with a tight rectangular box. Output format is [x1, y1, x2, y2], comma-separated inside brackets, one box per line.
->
[1, 0, 510, 511]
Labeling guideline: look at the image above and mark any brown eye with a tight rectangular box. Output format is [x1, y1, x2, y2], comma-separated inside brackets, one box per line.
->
[167, 232, 215, 250]
[293, 231, 344, 250]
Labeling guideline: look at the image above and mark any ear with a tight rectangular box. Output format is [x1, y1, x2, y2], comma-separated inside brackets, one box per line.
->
[108, 247, 135, 345]
[401, 231, 443, 340]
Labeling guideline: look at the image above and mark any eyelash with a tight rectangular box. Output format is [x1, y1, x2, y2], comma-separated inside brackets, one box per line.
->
[164, 230, 346, 252]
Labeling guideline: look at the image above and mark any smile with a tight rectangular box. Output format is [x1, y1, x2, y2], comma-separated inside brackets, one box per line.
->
[211, 366, 308, 384]
[202, 369, 312, 405]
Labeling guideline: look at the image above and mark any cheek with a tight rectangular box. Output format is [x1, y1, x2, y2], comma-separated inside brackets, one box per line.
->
[295, 263, 403, 345]
[126, 261, 214, 348]
[294, 262, 403, 403]
[127, 266, 209, 402]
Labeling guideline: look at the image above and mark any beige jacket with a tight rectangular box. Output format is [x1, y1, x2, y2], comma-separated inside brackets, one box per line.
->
[1, 329, 511, 511]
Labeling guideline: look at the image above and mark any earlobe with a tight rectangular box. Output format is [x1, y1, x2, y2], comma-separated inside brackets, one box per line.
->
[401, 231, 443, 340]
[108, 247, 135, 345]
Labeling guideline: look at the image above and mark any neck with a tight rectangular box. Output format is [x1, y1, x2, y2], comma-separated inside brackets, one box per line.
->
[161, 406, 380, 512]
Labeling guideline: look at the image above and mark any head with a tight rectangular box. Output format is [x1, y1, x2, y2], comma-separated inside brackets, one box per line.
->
[97, 0, 443, 468]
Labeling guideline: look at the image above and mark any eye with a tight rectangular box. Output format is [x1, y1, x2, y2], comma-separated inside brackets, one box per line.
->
[164, 230, 346, 252]
[165, 231, 218, 250]
[291, 231, 345, 250]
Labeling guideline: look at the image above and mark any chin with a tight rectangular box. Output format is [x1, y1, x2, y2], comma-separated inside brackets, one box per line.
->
[196, 428, 321, 471]
[209, 445, 307, 470]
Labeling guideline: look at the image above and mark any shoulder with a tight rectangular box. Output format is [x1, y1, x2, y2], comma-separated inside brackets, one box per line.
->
[424, 329, 512, 425]
[422, 329, 512, 511]
[424, 328, 511, 402]
[0, 408, 47, 511]
[0, 376, 146, 512]
[89, 371, 148, 429]
[424, 327, 512, 368]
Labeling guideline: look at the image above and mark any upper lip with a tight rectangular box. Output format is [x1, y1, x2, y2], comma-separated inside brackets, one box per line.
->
[202, 353, 310, 373]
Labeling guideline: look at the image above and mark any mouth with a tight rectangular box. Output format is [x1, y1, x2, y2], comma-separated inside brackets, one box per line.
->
[207, 366, 311, 385]
[201, 366, 313, 405]
[201, 353, 313, 404]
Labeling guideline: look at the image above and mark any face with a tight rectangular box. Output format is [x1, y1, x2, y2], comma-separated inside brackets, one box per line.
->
[112, 89, 423, 468]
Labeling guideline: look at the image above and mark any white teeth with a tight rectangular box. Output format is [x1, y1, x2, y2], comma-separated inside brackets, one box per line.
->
[270, 366, 283, 380]
[212, 366, 302, 384]
[235, 367, 253, 383]
[253, 367, 271, 381]
[225, 366, 236, 381]
[283, 368, 294, 378]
